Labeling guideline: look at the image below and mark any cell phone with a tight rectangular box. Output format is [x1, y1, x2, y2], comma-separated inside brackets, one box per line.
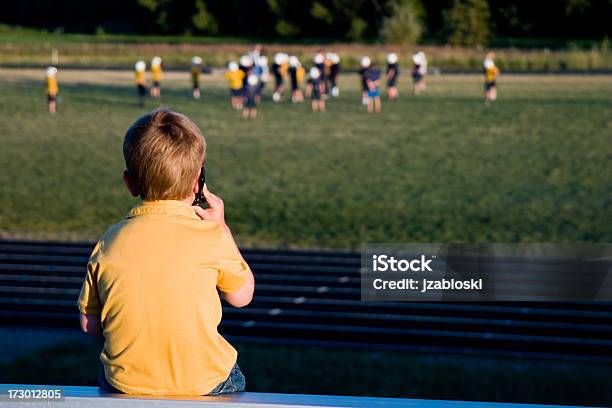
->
[192, 165, 207, 206]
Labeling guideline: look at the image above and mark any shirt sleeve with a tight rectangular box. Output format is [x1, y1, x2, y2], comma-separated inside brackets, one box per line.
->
[216, 228, 251, 294]
[77, 249, 102, 315]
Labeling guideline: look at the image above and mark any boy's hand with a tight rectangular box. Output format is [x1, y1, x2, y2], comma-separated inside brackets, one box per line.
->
[192, 184, 225, 226]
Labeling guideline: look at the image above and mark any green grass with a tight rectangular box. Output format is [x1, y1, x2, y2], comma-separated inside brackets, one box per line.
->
[0, 70, 611, 248]
[1, 24, 611, 70]
[1, 340, 610, 406]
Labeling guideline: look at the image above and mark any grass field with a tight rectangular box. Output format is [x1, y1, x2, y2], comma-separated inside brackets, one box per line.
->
[0, 69, 611, 248]
[1, 25, 611, 70]
[1, 340, 611, 406]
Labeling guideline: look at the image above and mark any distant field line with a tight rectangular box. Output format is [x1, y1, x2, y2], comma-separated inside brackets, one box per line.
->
[2, 67, 612, 87]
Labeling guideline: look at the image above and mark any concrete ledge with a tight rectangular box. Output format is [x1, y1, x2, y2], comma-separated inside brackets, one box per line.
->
[0, 385, 587, 407]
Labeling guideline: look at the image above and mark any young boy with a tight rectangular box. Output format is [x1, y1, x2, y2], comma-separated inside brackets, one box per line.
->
[326, 52, 340, 97]
[248, 44, 264, 67]
[307, 67, 325, 113]
[288, 56, 305, 103]
[271, 52, 288, 102]
[78, 108, 255, 396]
[483, 52, 500, 103]
[366, 65, 382, 113]
[238, 54, 253, 89]
[313, 51, 327, 97]
[254, 55, 269, 102]
[224, 62, 245, 109]
[242, 74, 259, 119]
[45, 66, 59, 114]
[150, 56, 163, 98]
[386, 53, 399, 100]
[358, 56, 371, 106]
[411, 51, 427, 95]
[191, 56, 203, 99]
[134, 61, 147, 107]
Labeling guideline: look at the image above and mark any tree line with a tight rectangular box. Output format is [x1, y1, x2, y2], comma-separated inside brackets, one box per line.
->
[3, 0, 611, 46]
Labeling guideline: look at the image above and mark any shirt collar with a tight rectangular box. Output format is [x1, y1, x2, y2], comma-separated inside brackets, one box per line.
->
[127, 200, 200, 220]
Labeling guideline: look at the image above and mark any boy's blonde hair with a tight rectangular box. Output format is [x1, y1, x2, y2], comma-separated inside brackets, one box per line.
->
[123, 108, 206, 200]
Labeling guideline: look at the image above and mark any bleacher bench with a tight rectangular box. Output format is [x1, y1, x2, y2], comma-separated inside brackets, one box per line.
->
[0, 385, 587, 407]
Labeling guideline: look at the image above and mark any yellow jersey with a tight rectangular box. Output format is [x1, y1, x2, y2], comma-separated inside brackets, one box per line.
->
[485, 65, 500, 82]
[135, 70, 146, 86]
[78, 200, 251, 395]
[191, 66, 201, 83]
[46, 77, 58, 96]
[151, 65, 163, 82]
[279, 62, 289, 77]
[224, 70, 245, 90]
[296, 67, 305, 85]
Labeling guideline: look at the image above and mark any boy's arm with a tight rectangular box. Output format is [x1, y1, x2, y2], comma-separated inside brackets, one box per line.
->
[78, 247, 104, 336]
[218, 224, 255, 308]
[193, 185, 255, 308]
[223, 276, 254, 307]
[79, 313, 103, 337]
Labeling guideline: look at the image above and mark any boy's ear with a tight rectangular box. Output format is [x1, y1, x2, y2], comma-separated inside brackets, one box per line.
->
[192, 168, 200, 195]
[123, 170, 140, 197]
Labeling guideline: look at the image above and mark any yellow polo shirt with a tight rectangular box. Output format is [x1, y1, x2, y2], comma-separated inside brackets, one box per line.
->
[151, 65, 163, 82]
[224, 70, 245, 90]
[78, 200, 250, 395]
[46, 77, 58, 96]
[135, 70, 146, 86]
[485, 65, 500, 82]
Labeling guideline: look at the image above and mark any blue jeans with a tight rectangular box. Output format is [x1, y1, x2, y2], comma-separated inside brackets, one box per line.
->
[99, 363, 246, 396]
[207, 363, 246, 395]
